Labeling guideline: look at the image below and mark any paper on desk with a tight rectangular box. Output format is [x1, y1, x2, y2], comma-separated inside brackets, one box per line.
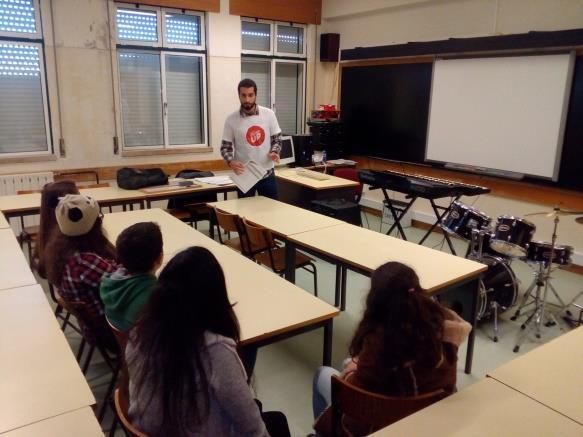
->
[230, 160, 267, 193]
[194, 176, 233, 186]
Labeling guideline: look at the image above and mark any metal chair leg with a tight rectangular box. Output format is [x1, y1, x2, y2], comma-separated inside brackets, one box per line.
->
[82, 345, 95, 374]
[76, 338, 86, 362]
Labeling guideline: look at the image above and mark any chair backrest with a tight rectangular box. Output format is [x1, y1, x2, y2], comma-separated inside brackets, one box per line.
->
[241, 219, 275, 254]
[331, 375, 448, 436]
[114, 388, 148, 437]
[65, 300, 119, 353]
[214, 208, 243, 234]
[107, 317, 130, 403]
[333, 168, 363, 202]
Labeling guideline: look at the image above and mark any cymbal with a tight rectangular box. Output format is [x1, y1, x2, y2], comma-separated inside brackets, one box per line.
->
[576, 217, 583, 225]
[525, 208, 583, 217]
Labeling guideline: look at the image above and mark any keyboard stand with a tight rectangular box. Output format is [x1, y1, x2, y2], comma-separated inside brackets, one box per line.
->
[380, 188, 459, 255]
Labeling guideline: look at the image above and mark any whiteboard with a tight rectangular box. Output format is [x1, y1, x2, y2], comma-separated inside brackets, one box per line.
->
[426, 54, 574, 179]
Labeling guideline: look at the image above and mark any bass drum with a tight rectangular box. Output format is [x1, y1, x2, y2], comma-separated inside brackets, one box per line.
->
[478, 255, 518, 320]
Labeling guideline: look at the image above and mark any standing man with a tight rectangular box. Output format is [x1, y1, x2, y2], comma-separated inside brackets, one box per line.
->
[221, 78, 282, 199]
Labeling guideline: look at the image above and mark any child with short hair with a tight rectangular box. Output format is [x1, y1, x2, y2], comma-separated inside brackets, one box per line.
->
[100, 222, 163, 331]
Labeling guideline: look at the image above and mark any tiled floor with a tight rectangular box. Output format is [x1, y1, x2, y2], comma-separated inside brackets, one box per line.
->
[36, 212, 583, 436]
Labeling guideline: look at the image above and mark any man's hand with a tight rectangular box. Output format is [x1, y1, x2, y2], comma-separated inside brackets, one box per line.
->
[229, 160, 245, 175]
[269, 152, 280, 164]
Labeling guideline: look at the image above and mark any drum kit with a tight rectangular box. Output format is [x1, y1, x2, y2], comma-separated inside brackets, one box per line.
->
[441, 201, 582, 347]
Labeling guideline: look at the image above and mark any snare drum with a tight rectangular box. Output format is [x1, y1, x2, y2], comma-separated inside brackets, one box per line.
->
[526, 241, 573, 266]
[442, 201, 491, 240]
[490, 215, 536, 257]
[478, 255, 518, 320]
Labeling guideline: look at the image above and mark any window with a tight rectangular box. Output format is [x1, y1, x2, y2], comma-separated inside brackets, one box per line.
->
[114, 3, 207, 150]
[241, 18, 306, 135]
[0, 0, 51, 157]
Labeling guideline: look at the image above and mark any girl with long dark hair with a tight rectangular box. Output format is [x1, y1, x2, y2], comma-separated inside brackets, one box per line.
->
[127, 246, 271, 436]
[313, 262, 471, 433]
[35, 180, 79, 277]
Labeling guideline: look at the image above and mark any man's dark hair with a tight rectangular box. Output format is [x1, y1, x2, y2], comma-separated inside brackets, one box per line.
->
[116, 222, 163, 274]
[238, 78, 257, 94]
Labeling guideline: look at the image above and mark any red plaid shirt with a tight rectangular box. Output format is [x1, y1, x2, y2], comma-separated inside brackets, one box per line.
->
[59, 252, 116, 323]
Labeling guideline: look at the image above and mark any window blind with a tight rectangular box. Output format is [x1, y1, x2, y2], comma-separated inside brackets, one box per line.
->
[0, 43, 47, 153]
[165, 54, 203, 145]
[116, 8, 158, 43]
[118, 52, 164, 147]
[165, 12, 200, 46]
[277, 25, 303, 55]
[0, 0, 37, 34]
[241, 21, 270, 52]
[241, 59, 270, 108]
[275, 62, 303, 134]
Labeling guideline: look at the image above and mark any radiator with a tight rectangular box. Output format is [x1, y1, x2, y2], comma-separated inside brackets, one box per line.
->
[0, 172, 54, 231]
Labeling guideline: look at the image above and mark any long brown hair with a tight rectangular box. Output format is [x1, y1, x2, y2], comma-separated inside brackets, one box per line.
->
[349, 262, 445, 374]
[44, 216, 116, 287]
[35, 180, 79, 277]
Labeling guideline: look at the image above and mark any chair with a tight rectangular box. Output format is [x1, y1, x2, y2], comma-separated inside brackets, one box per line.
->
[64, 300, 121, 423]
[16, 189, 42, 265]
[327, 375, 448, 436]
[242, 219, 318, 296]
[106, 319, 131, 437]
[332, 168, 363, 203]
[166, 169, 217, 230]
[210, 207, 253, 256]
[112, 388, 147, 437]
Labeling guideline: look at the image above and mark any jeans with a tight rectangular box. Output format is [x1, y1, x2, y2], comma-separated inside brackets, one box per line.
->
[237, 171, 278, 200]
[312, 366, 340, 419]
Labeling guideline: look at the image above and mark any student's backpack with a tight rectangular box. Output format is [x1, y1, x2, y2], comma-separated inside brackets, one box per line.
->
[117, 167, 168, 190]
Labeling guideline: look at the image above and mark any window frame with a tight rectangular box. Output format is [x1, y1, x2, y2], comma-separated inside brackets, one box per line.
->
[114, 2, 162, 48]
[0, 0, 42, 39]
[241, 17, 273, 56]
[274, 21, 307, 58]
[162, 7, 205, 51]
[0, 3, 53, 159]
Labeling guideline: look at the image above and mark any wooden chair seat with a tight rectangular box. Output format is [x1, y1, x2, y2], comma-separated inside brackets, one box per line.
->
[112, 388, 147, 437]
[254, 247, 314, 273]
[166, 208, 193, 221]
[223, 235, 272, 255]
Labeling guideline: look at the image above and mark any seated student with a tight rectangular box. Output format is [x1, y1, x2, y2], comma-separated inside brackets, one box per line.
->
[44, 194, 117, 339]
[35, 180, 79, 278]
[312, 261, 472, 435]
[100, 222, 163, 332]
[127, 246, 290, 437]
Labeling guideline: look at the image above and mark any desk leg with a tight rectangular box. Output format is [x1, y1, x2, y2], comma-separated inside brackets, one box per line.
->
[146, 199, 152, 209]
[323, 320, 333, 366]
[334, 265, 342, 307]
[465, 279, 480, 374]
[284, 241, 296, 283]
[340, 266, 348, 311]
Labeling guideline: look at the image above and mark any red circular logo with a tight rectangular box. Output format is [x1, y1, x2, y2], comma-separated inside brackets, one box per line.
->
[246, 125, 266, 147]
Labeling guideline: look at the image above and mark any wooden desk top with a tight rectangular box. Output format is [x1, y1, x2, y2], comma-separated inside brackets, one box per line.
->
[0, 230, 37, 291]
[0, 285, 95, 433]
[371, 378, 582, 436]
[288, 224, 486, 293]
[275, 168, 359, 190]
[0, 186, 144, 215]
[101, 209, 339, 344]
[0, 211, 9, 229]
[488, 327, 583, 425]
[2, 407, 102, 437]
[208, 196, 345, 237]
[140, 181, 236, 198]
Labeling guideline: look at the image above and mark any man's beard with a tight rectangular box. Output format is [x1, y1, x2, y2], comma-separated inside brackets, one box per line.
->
[241, 102, 256, 111]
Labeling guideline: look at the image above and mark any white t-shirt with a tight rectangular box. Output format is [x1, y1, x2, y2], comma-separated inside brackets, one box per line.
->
[221, 106, 281, 171]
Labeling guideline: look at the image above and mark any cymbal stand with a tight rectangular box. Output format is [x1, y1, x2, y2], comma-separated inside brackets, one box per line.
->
[513, 210, 565, 353]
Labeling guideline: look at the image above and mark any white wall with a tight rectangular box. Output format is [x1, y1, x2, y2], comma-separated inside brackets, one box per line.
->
[0, 0, 315, 174]
[316, 0, 583, 261]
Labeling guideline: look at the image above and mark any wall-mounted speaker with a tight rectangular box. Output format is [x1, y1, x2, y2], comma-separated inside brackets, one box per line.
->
[320, 33, 340, 62]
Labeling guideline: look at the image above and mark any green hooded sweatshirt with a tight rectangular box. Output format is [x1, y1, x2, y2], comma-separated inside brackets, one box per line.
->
[100, 267, 156, 332]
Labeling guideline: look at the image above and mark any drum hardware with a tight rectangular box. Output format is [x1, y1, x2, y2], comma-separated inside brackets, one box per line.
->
[561, 216, 583, 326]
[512, 207, 572, 353]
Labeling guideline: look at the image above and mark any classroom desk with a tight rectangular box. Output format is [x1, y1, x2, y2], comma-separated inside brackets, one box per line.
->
[101, 208, 340, 364]
[488, 326, 583, 425]
[0, 230, 37, 291]
[275, 168, 359, 209]
[370, 378, 583, 436]
[140, 180, 236, 208]
[0, 186, 144, 223]
[208, 196, 345, 237]
[1, 407, 102, 437]
[0, 211, 9, 229]
[286, 223, 486, 374]
[0, 285, 95, 434]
